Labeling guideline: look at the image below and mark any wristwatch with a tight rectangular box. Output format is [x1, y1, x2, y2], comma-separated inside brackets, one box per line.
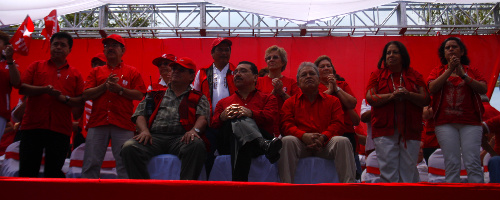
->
[194, 128, 200, 133]
[460, 74, 468, 80]
[64, 95, 70, 104]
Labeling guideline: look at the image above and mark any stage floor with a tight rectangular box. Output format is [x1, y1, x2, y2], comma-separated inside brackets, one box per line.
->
[1, 177, 499, 200]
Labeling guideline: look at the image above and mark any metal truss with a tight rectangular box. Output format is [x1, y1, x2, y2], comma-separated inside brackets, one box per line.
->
[1, 2, 499, 38]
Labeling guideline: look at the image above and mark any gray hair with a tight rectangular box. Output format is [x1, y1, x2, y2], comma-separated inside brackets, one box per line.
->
[296, 62, 319, 82]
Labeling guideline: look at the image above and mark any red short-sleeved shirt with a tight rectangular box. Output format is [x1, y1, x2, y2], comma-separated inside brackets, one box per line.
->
[20, 60, 84, 136]
[0, 60, 19, 120]
[427, 65, 486, 126]
[318, 80, 356, 133]
[280, 92, 345, 141]
[84, 63, 146, 131]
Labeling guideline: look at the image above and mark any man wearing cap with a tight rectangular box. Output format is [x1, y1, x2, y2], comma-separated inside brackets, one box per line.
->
[192, 38, 236, 174]
[82, 34, 147, 179]
[211, 61, 281, 181]
[121, 57, 210, 180]
[149, 53, 176, 91]
[18, 32, 85, 178]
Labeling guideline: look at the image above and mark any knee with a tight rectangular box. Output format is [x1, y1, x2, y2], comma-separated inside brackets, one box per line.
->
[121, 139, 139, 157]
[186, 138, 206, 153]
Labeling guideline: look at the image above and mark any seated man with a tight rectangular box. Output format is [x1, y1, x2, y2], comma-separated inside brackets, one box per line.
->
[211, 61, 281, 181]
[279, 62, 356, 183]
[482, 115, 500, 183]
[121, 57, 210, 180]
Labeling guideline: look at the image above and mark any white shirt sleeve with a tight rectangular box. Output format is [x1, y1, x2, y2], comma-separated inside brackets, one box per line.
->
[360, 99, 371, 115]
[193, 70, 201, 91]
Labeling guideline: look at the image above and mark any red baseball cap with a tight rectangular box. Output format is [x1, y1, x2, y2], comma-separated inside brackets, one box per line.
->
[211, 38, 232, 49]
[102, 34, 125, 47]
[91, 53, 107, 63]
[152, 54, 177, 66]
[173, 57, 196, 71]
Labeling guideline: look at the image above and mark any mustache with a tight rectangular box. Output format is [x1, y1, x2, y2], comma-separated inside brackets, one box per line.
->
[234, 77, 243, 81]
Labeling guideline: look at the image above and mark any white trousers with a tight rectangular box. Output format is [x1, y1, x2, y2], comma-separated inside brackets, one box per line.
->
[373, 130, 420, 183]
[435, 123, 484, 183]
[82, 125, 134, 179]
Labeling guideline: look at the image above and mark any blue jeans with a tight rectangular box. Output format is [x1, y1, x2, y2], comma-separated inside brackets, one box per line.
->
[489, 156, 500, 183]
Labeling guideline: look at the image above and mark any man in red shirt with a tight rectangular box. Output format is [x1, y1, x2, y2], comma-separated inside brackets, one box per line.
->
[149, 53, 176, 91]
[82, 34, 146, 179]
[0, 31, 21, 140]
[19, 32, 85, 178]
[279, 62, 356, 183]
[211, 61, 281, 181]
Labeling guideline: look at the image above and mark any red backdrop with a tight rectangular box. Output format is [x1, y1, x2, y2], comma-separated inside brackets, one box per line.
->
[9, 35, 500, 113]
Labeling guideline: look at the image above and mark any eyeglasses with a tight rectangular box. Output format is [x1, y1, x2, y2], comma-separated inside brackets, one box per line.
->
[104, 43, 122, 49]
[266, 55, 280, 61]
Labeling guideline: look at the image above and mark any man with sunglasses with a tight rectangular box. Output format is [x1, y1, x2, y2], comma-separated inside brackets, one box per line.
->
[122, 57, 210, 180]
[82, 34, 146, 179]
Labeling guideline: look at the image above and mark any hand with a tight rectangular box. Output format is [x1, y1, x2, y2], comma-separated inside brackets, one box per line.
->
[455, 64, 466, 77]
[133, 130, 153, 145]
[106, 73, 118, 83]
[448, 55, 460, 71]
[236, 106, 253, 118]
[393, 86, 409, 99]
[303, 133, 323, 152]
[181, 129, 200, 144]
[327, 74, 337, 89]
[220, 104, 239, 121]
[3, 45, 14, 61]
[107, 82, 123, 93]
[46, 85, 62, 96]
[271, 78, 284, 96]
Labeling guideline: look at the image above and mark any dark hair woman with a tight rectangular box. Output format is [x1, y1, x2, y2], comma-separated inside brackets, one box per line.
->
[427, 37, 487, 183]
[365, 41, 430, 182]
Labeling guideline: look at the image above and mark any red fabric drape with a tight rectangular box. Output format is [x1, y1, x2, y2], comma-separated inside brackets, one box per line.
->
[9, 35, 500, 113]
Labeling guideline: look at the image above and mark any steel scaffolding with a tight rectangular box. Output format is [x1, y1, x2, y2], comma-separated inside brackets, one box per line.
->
[1, 2, 499, 38]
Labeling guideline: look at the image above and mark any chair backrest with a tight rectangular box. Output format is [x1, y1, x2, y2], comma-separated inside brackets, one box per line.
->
[69, 144, 116, 168]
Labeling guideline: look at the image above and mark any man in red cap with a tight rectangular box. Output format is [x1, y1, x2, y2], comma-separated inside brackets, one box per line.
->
[91, 53, 107, 68]
[192, 37, 236, 174]
[122, 57, 210, 180]
[149, 53, 176, 91]
[18, 32, 85, 178]
[82, 34, 147, 179]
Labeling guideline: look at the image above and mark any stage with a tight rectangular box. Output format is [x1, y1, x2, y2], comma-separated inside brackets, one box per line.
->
[0, 177, 499, 200]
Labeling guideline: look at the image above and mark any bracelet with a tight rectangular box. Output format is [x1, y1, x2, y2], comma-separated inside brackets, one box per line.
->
[6, 60, 15, 65]
[460, 74, 468, 80]
[64, 95, 70, 104]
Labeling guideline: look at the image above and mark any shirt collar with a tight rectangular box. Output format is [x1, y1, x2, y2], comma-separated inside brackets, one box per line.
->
[298, 90, 325, 102]
[48, 59, 70, 70]
[235, 89, 258, 99]
[107, 62, 123, 69]
[212, 63, 229, 74]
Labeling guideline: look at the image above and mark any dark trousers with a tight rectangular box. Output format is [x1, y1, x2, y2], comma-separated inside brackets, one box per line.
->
[19, 129, 70, 178]
[217, 117, 272, 181]
[121, 134, 207, 180]
[343, 132, 361, 177]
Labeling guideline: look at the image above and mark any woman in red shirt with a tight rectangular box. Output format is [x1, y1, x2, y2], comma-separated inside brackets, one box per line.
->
[366, 41, 429, 182]
[428, 37, 487, 183]
[256, 45, 300, 136]
[314, 55, 361, 177]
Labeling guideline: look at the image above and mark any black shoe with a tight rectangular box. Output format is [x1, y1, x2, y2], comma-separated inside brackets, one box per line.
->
[260, 137, 282, 164]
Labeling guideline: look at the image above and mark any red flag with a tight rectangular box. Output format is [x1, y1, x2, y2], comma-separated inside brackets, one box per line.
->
[41, 10, 59, 39]
[9, 16, 34, 56]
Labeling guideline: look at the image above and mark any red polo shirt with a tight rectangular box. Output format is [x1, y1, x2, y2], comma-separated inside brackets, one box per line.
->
[280, 92, 344, 141]
[20, 60, 84, 136]
[318, 80, 356, 133]
[84, 63, 146, 131]
[212, 90, 278, 136]
[0, 60, 20, 120]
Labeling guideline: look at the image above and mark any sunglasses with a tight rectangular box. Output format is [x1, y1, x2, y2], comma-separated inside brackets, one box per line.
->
[266, 55, 280, 61]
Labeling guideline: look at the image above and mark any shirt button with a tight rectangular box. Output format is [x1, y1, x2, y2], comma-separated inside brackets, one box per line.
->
[108, 110, 110, 112]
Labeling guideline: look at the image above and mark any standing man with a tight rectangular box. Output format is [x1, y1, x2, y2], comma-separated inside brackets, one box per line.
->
[82, 34, 146, 179]
[211, 61, 281, 181]
[121, 57, 210, 180]
[0, 31, 21, 138]
[19, 32, 85, 178]
[279, 62, 356, 183]
[193, 38, 236, 174]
